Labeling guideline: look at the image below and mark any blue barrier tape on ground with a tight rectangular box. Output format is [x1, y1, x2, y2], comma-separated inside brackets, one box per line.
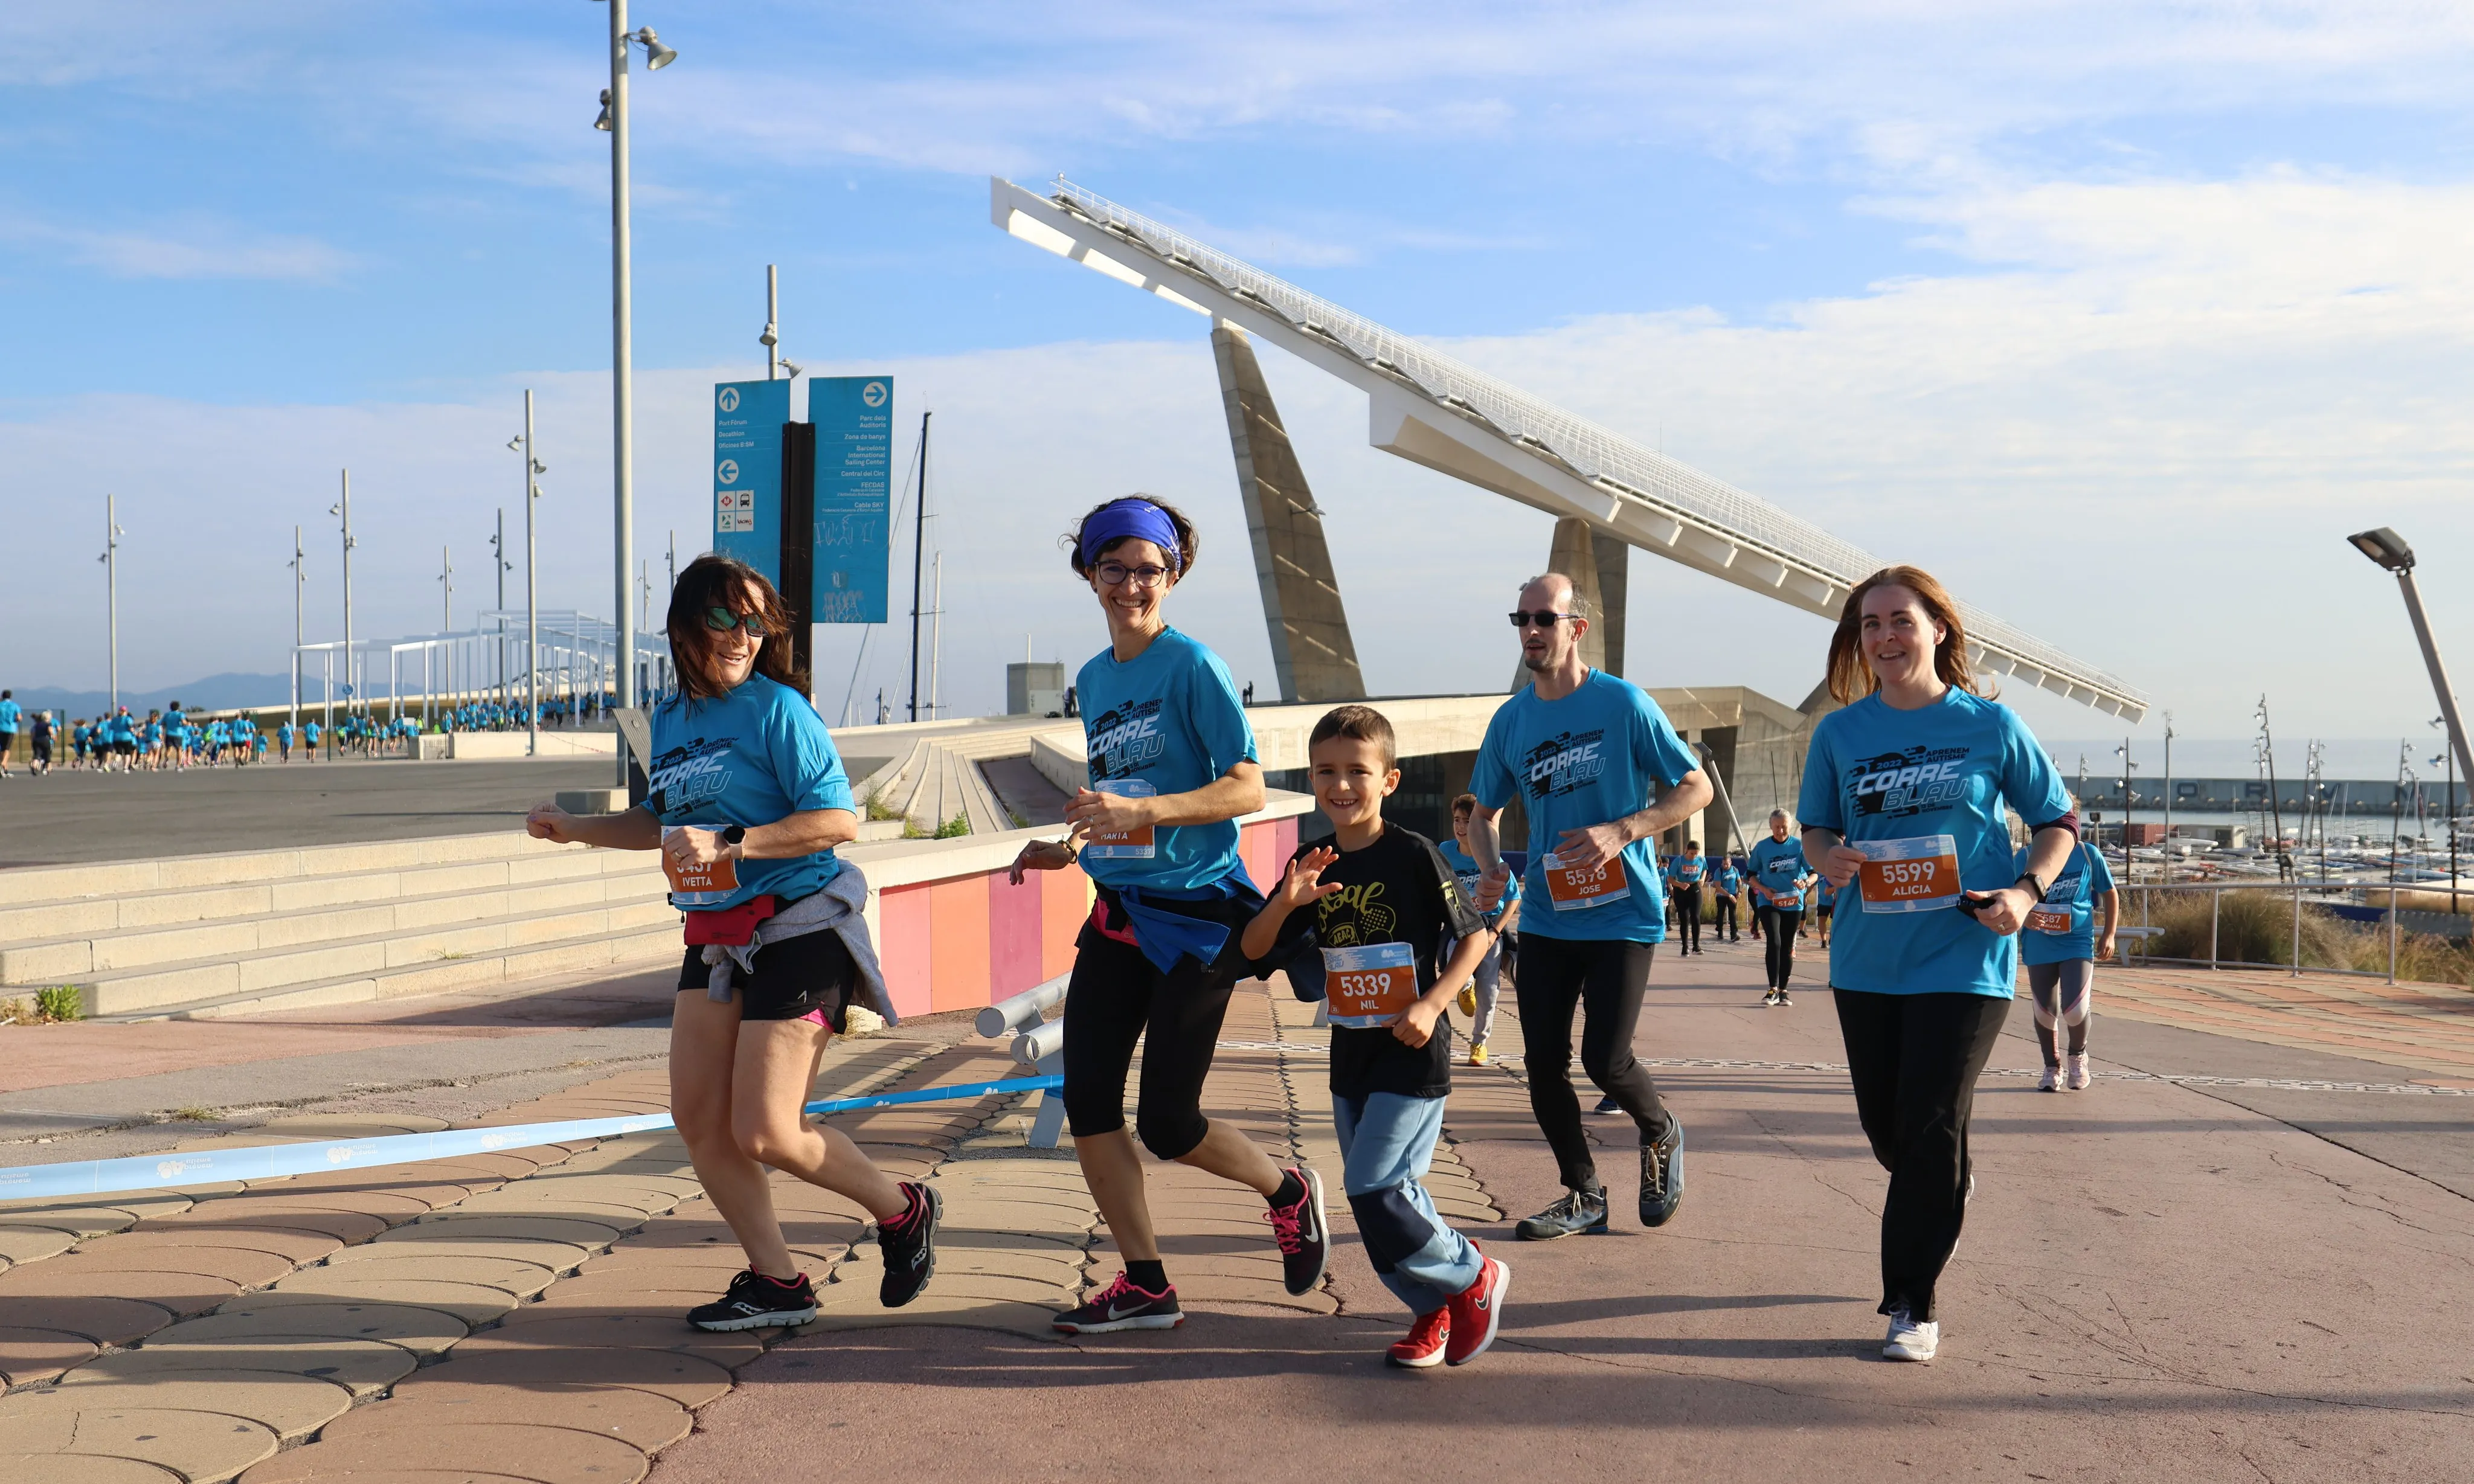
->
[0, 1073, 1063, 1206]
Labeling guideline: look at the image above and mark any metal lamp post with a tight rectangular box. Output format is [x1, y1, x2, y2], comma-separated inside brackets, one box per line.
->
[289, 524, 306, 728]
[98, 495, 124, 712]
[329, 471, 356, 748]
[2349, 527, 2471, 910]
[510, 393, 547, 758]
[593, 2, 677, 785]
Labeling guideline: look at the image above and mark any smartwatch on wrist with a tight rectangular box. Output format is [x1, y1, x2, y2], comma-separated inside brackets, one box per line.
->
[721, 824, 747, 855]
[2014, 871, 2046, 901]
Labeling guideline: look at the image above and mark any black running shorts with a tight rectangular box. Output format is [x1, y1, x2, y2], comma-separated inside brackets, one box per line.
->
[676, 926, 859, 1029]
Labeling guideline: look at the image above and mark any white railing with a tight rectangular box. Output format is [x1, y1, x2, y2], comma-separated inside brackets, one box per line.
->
[2113, 880, 2463, 985]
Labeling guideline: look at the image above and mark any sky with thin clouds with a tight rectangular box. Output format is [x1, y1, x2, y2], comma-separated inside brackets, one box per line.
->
[2, 1, 2470, 767]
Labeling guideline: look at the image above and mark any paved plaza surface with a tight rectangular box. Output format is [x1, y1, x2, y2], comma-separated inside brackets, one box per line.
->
[0, 937, 2470, 1481]
[0, 760, 616, 869]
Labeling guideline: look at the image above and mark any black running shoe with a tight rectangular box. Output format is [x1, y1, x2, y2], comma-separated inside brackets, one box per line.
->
[876, 1180, 942, 1308]
[1640, 1116, 1685, 1228]
[1053, 1270, 1184, 1334]
[1264, 1165, 1329, 1295]
[1592, 1095, 1622, 1114]
[687, 1268, 818, 1332]
[1516, 1186, 1608, 1241]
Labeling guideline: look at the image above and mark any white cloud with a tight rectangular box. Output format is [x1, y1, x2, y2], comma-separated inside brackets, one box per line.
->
[2, 213, 355, 281]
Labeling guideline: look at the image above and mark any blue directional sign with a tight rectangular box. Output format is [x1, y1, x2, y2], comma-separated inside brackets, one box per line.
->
[808, 375, 892, 624]
[712, 379, 794, 584]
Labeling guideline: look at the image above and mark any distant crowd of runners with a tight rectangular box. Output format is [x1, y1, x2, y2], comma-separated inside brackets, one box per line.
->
[0, 689, 624, 778]
[528, 495, 2120, 1369]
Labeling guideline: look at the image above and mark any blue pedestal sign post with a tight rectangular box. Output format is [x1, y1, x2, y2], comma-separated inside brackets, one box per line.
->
[712, 379, 795, 585]
[808, 376, 892, 624]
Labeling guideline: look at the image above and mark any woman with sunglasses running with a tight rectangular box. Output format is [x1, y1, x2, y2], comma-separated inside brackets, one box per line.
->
[1009, 496, 1329, 1334]
[1797, 565, 2076, 1365]
[527, 554, 939, 1332]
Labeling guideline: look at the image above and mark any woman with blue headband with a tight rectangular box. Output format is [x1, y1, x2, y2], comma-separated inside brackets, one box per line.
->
[1009, 495, 1331, 1334]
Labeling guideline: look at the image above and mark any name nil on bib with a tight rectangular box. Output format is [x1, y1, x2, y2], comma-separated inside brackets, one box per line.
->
[1323, 942, 1418, 1027]
[661, 826, 741, 907]
[1081, 777, 1158, 859]
[1543, 850, 1629, 912]
[1855, 834, 1962, 914]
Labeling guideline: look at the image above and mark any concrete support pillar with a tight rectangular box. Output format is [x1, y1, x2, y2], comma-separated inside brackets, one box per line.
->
[1592, 531, 1628, 679]
[1211, 321, 1366, 702]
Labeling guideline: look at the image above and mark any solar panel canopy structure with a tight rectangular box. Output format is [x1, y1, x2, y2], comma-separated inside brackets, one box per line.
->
[991, 176, 2147, 722]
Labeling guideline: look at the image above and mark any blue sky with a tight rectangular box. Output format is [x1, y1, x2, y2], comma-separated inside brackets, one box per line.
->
[6, 1, 2474, 758]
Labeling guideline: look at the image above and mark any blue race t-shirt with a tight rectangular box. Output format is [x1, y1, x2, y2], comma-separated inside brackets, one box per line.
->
[1468, 670, 1701, 943]
[647, 674, 854, 911]
[1713, 862, 1742, 895]
[1669, 852, 1708, 887]
[0, 699, 20, 732]
[1813, 875, 1837, 911]
[1749, 836, 1808, 910]
[2016, 839, 2116, 966]
[1438, 837, 1522, 916]
[1075, 626, 1258, 893]
[1798, 689, 2072, 998]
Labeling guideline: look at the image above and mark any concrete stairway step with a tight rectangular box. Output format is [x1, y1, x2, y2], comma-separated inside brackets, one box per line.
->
[0, 830, 626, 910]
[49, 896, 685, 1017]
[0, 869, 672, 983]
[89, 920, 687, 1023]
[0, 849, 660, 963]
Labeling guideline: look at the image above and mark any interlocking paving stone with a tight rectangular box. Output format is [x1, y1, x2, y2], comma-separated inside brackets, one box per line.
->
[390, 1347, 734, 1409]
[0, 1227, 83, 1265]
[335, 1236, 593, 1273]
[816, 1270, 1067, 1310]
[36, 1246, 301, 1287]
[401, 1215, 628, 1248]
[79, 1229, 345, 1267]
[0, 1325, 101, 1386]
[0, 1211, 150, 1241]
[68, 1338, 420, 1396]
[573, 1244, 844, 1276]
[0, 1267, 240, 1316]
[0, 1296, 176, 1347]
[255, 1116, 452, 1139]
[138, 1210, 389, 1245]
[0, 1400, 279, 1483]
[458, 1314, 762, 1367]
[283, 1254, 559, 1296]
[161, 1299, 468, 1355]
[217, 1192, 434, 1220]
[0, 1452, 182, 1483]
[318, 1387, 694, 1452]
[7, 1374, 356, 1442]
[237, 1424, 649, 1484]
[258, 1276, 518, 1325]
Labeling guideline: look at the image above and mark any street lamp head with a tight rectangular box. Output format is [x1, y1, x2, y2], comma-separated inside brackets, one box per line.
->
[759, 321, 779, 349]
[2348, 527, 2415, 573]
[506, 436, 523, 452]
[531, 458, 548, 475]
[779, 359, 804, 378]
[594, 89, 613, 131]
[635, 27, 678, 68]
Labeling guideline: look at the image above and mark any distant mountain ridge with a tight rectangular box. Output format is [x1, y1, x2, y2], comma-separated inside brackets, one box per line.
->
[8, 673, 295, 718]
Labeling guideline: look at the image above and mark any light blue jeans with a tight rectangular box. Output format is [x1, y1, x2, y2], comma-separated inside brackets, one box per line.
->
[1333, 1090, 1485, 1316]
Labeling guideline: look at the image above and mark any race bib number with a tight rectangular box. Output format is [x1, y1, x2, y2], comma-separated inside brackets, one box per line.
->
[1324, 942, 1418, 1027]
[1081, 777, 1157, 859]
[1855, 835, 1963, 914]
[2027, 906, 2074, 935]
[661, 827, 741, 907]
[1543, 851, 1629, 912]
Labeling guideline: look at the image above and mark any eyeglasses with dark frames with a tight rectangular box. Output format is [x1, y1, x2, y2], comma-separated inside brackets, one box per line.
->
[1507, 611, 1577, 629]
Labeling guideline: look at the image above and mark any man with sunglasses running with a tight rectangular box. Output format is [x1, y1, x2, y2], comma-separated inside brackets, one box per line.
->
[1467, 573, 1712, 1239]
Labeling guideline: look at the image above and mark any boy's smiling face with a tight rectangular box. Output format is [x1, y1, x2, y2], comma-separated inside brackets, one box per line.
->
[1310, 734, 1398, 835]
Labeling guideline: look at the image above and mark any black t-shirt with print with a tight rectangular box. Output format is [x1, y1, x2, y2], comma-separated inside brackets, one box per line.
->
[1274, 824, 1489, 1101]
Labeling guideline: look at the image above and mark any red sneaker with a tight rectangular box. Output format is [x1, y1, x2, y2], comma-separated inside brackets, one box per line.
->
[1444, 1251, 1509, 1366]
[1387, 1305, 1451, 1368]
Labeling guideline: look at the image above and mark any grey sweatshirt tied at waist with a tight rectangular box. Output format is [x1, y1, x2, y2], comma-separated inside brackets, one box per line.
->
[699, 861, 898, 1026]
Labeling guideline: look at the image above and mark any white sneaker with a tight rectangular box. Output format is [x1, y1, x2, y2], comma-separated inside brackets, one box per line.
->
[1882, 1305, 1939, 1362]
[2037, 1064, 2061, 1092]
[2065, 1053, 2091, 1091]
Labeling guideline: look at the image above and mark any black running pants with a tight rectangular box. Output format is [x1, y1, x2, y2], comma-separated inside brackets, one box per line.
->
[1671, 885, 1701, 951]
[1060, 891, 1252, 1161]
[1514, 934, 1671, 1192]
[1833, 988, 2008, 1322]
[1764, 907, 1802, 990]
[1714, 896, 1738, 939]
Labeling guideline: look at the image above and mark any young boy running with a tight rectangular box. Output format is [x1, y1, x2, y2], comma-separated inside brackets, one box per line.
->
[1244, 706, 1511, 1368]
[1438, 793, 1520, 1066]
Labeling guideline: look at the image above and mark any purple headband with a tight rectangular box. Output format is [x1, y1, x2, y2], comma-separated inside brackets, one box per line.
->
[1078, 499, 1183, 573]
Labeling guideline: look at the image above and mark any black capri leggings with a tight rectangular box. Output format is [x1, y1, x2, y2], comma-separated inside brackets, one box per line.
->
[1764, 907, 1804, 990]
[1060, 885, 1255, 1161]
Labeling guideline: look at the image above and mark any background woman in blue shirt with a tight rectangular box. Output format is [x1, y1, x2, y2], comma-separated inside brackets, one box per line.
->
[1799, 565, 2078, 1365]
[2016, 831, 2117, 1091]
[527, 555, 938, 1334]
[1009, 497, 1329, 1335]
[1747, 810, 1813, 1006]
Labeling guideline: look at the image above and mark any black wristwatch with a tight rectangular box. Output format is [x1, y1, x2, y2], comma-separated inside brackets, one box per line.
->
[721, 824, 747, 847]
[2014, 871, 2047, 900]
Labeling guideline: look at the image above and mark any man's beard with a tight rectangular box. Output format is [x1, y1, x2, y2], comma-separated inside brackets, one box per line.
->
[1521, 649, 1551, 672]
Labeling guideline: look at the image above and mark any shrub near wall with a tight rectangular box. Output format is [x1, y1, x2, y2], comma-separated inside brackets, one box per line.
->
[2140, 889, 2474, 984]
